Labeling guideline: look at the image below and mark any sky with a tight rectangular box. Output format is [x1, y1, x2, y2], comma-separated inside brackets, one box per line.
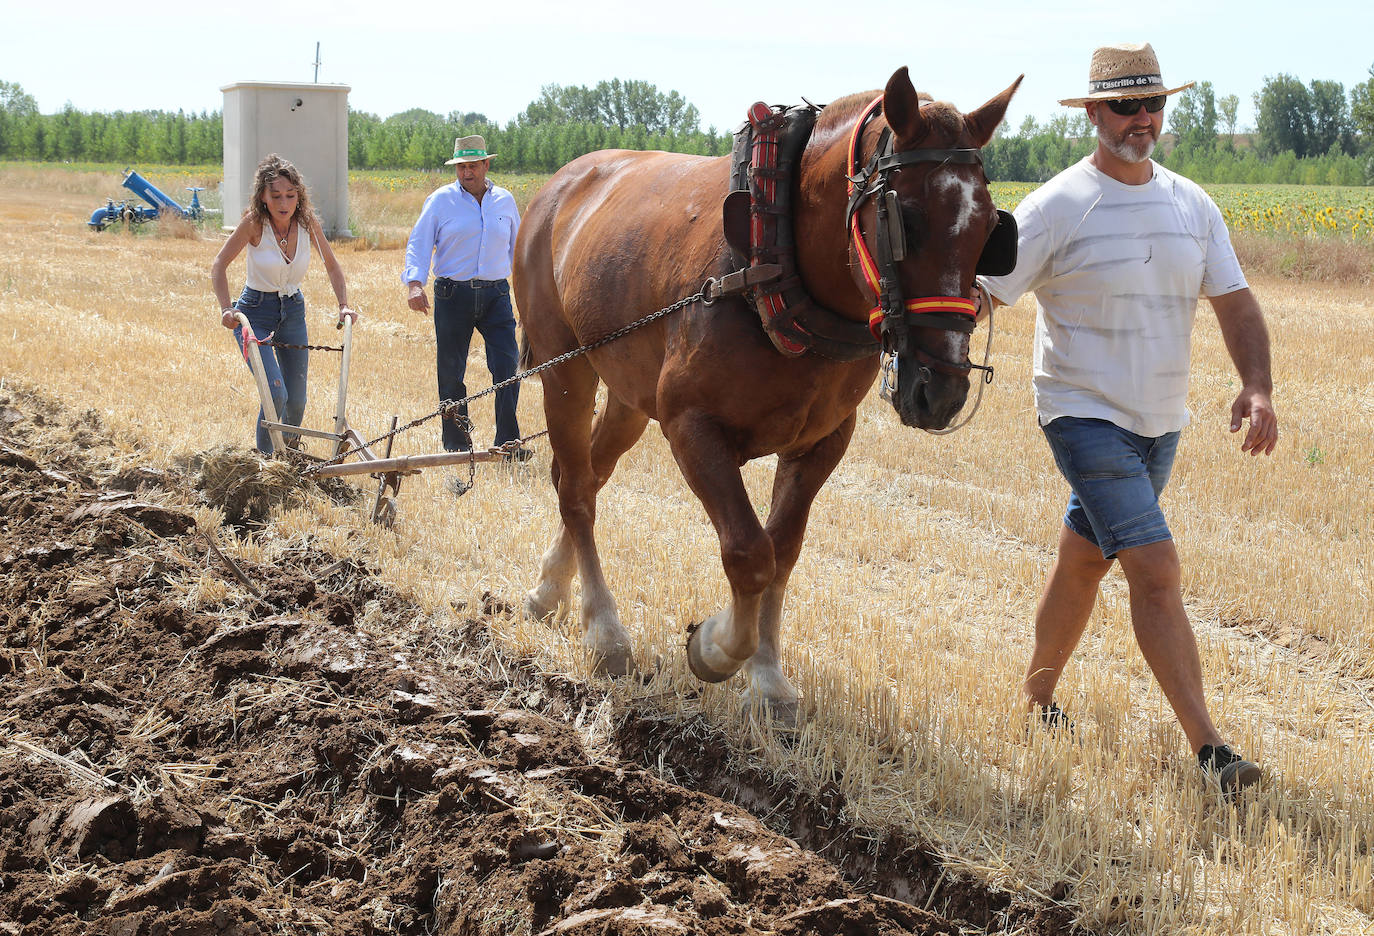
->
[3, 0, 1372, 138]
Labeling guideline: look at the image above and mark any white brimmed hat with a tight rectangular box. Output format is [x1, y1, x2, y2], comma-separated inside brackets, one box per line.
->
[444, 135, 496, 165]
[1059, 42, 1195, 106]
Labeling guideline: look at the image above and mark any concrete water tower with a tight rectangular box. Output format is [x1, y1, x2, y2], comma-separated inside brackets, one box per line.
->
[221, 81, 350, 237]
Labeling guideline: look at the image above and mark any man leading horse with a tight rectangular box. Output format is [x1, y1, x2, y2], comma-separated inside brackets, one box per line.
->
[977, 43, 1277, 794]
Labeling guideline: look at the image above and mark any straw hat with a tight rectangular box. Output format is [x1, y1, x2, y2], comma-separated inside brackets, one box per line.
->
[1059, 42, 1195, 106]
[444, 135, 496, 165]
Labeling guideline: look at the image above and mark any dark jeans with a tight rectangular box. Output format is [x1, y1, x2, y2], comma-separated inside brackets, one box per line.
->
[433, 277, 521, 451]
[231, 287, 308, 455]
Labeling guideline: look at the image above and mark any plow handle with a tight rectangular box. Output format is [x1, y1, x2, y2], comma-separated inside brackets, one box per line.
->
[234, 312, 286, 453]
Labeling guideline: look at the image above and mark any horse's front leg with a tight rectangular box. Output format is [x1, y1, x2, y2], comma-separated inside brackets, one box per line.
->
[527, 358, 636, 676]
[664, 413, 775, 684]
[745, 414, 857, 723]
[527, 395, 649, 629]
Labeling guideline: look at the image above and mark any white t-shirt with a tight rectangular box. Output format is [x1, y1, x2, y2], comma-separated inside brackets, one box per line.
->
[984, 157, 1246, 438]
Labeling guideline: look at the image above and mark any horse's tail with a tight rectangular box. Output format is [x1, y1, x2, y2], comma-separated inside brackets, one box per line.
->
[518, 325, 533, 371]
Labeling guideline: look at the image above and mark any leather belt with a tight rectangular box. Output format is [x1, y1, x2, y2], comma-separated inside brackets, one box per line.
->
[437, 276, 505, 288]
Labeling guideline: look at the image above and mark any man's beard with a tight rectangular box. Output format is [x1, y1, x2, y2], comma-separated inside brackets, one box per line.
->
[1099, 125, 1156, 163]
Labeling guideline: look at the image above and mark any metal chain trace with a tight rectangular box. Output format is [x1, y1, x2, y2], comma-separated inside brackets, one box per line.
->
[262, 341, 345, 353]
[303, 288, 705, 474]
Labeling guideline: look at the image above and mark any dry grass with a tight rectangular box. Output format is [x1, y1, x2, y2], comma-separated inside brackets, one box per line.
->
[2, 166, 1372, 935]
[1232, 231, 1374, 285]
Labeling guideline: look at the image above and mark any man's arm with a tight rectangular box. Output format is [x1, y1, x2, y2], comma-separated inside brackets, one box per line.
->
[506, 196, 521, 272]
[402, 192, 442, 313]
[1208, 287, 1278, 456]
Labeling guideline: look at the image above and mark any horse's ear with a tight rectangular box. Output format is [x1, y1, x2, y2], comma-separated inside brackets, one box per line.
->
[965, 75, 1024, 148]
[883, 66, 927, 143]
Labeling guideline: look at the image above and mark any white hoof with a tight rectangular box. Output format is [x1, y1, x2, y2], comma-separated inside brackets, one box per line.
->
[685, 615, 748, 684]
[524, 590, 564, 623]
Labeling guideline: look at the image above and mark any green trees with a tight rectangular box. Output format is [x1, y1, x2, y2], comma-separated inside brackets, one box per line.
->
[1218, 94, 1240, 150]
[1168, 82, 1219, 152]
[0, 83, 223, 164]
[2, 70, 1371, 183]
[1353, 64, 1374, 139]
[516, 79, 701, 135]
[1308, 79, 1354, 155]
[1253, 73, 1357, 158]
[0, 80, 38, 158]
[344, 80, 728, 171]
[1255, 74, 1315, 156]
[983, 114, 1095, 182]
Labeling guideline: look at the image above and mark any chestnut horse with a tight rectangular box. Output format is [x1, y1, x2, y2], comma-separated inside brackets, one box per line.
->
[514, 68, 1019, 719]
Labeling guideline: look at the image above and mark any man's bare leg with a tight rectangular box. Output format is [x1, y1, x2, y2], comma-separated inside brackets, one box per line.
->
[1115, 539, 1223, 754]
[1024, 524, 1113, 710]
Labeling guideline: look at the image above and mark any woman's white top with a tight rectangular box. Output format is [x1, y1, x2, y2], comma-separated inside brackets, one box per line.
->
[245, 220, 311, 296]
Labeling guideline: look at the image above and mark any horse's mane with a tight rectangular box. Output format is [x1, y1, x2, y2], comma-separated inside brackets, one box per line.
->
[815, 91, 880, 134]
[815, 88, 964, 144]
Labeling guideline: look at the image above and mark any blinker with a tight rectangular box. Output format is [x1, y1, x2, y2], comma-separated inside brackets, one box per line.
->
[883, 190, 906, 262]
[976, 209, 1017, 277]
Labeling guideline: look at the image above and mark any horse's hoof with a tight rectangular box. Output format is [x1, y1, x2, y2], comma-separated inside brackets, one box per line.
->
[523, 591, 561, 624]
[743, 696, 804, 731]
[588, 646, 637, 679]
[685, 620, 744, 684]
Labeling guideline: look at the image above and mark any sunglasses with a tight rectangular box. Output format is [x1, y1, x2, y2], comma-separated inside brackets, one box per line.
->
[1105, 95, 1167, 116]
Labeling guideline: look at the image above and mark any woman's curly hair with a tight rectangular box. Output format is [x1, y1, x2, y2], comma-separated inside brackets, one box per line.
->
[244, 153, 315, 229]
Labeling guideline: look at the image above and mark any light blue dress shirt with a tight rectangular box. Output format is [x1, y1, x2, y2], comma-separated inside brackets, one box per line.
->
[401, 180, 521, 285]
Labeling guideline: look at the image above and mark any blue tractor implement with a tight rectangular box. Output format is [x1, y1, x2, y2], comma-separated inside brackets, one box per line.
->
[89, 168, 206, 231]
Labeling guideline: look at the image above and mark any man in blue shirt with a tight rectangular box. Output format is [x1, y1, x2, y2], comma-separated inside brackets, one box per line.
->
[403, 135, 529, 459]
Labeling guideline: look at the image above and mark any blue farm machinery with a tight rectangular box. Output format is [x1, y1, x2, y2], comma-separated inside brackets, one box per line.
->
[89, 168, 207, 230]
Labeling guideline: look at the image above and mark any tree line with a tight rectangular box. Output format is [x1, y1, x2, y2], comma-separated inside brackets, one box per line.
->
[3, 68, 1373, 184]
[0, 82, 223, 165]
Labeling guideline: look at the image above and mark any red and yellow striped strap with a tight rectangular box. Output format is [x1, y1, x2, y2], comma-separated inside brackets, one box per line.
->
[868, 297, 976, 339]
[848, 96, 888, 302]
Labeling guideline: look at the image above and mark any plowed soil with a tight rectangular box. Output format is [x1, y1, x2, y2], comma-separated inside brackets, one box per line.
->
[0, 386, 1074, 936]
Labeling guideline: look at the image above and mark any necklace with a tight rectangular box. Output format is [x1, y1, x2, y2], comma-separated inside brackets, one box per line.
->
[270, 219, 290, 247]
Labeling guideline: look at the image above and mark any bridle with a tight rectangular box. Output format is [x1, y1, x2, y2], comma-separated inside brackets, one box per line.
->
[845, 95, 1016, 396]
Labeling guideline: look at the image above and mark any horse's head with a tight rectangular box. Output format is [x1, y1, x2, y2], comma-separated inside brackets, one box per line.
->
[850, 67, 1021, 430]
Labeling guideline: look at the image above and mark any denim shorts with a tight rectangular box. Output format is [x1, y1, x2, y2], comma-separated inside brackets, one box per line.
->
[1040, 417, 1180, 559]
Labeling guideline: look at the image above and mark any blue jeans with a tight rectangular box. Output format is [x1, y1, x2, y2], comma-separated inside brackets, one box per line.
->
[433, 277, 521, 451]
[231, 287, 308, 455]
[1040, 416, 1180, 560]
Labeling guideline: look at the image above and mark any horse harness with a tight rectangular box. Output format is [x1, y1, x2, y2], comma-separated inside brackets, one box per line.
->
[707, 97, 1017, 379]
[709, 102, 879, 361]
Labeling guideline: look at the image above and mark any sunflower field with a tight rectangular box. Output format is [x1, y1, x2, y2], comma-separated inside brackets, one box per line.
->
[989, 181, 1374, 240]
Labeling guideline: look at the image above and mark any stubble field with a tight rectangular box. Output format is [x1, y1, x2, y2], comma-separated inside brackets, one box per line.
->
[0, 163, 1371, 935]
